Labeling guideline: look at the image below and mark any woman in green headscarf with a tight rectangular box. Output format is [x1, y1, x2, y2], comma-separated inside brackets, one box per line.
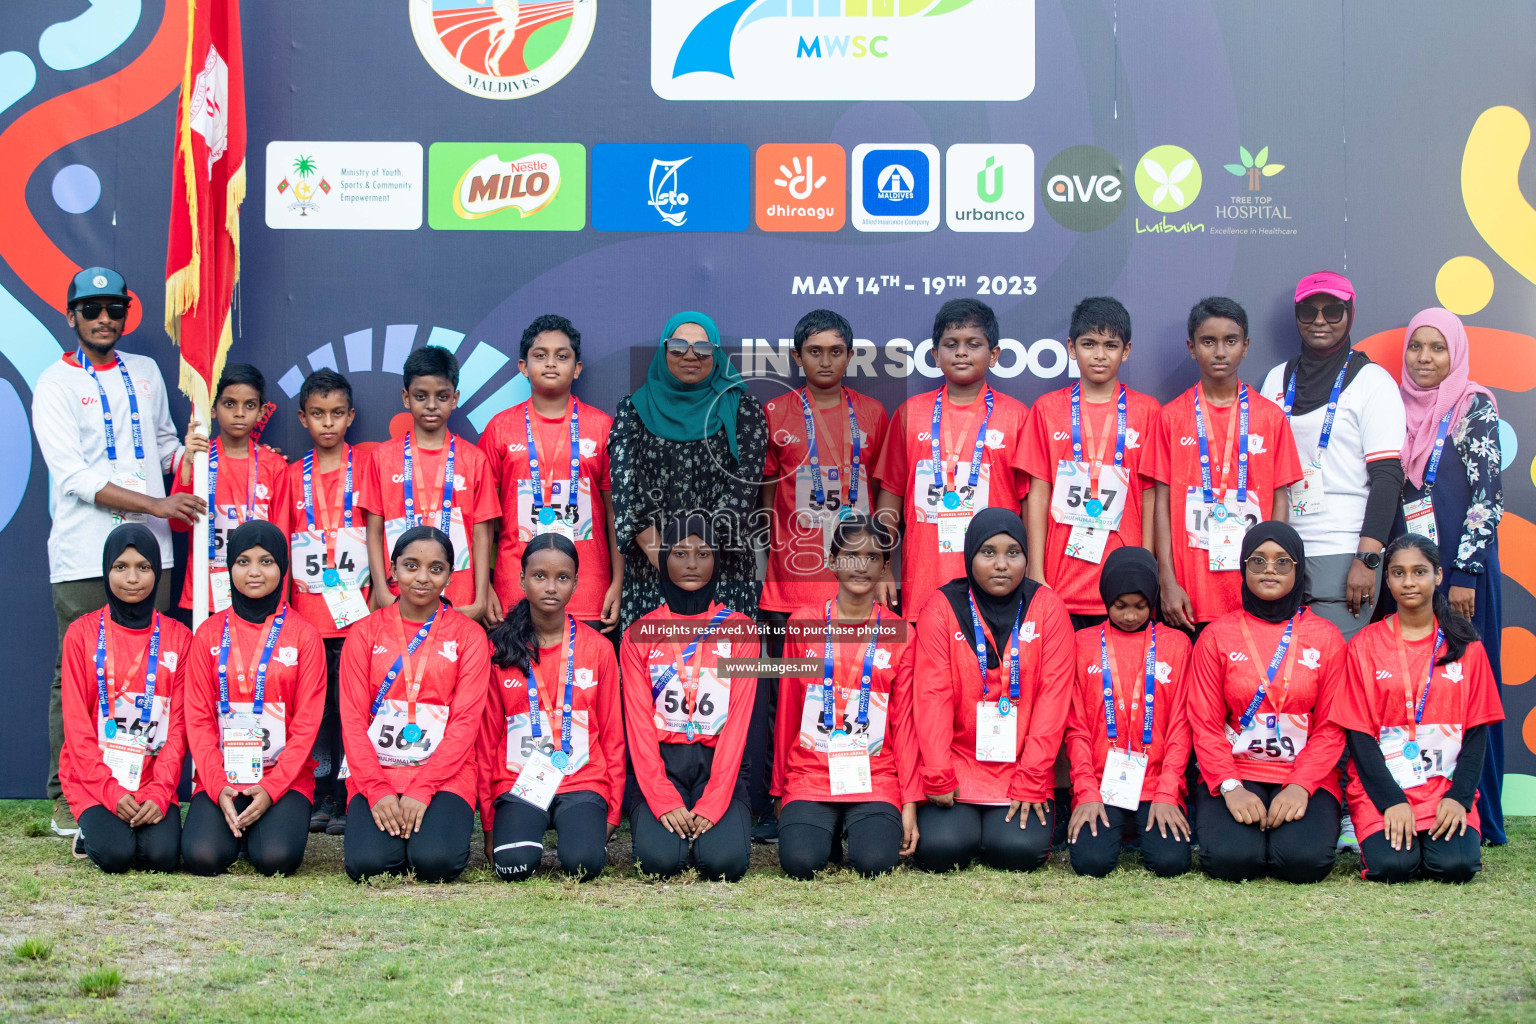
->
[610, 312, 768, 629]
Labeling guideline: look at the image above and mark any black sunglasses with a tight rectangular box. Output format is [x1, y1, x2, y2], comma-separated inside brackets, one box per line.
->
[1295, 301, 1347, 324]
[76, 301, 129, 321]
[664, 337, 714, 359]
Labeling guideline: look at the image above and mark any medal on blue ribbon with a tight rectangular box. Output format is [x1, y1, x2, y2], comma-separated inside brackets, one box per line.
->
[104, 719, 118, 739]
[1403, 740, 1420, 760]
[401, 723, 423, 743]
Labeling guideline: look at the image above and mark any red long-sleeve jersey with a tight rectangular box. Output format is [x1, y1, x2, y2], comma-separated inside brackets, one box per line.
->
[59, 610, 193, 817]
[911, 584, 1075, 805]
[620, 602, 759, 824]
[478, 620, 625, 829]
[171, 439, 292, 611]
[184, 607, 325, 805]
[1188, 609, 1346, 799]
[1332, 620, 1504, 841]
[339, 604, 489, 808]
[1065, 623, 1193, 808]
[771, 602, 920, 808]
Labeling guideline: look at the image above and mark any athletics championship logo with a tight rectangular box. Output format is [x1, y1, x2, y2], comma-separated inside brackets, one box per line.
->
[410, 0, 596, 100]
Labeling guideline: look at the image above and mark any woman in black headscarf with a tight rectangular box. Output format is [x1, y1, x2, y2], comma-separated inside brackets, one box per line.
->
[60, 525, 194, 872]
[1186, 521, 1348, 883]
[181, 521, 327, 876]
[1259, 271, 1405, 639]
[909, 509, 1076, 873]
[1064, 547, 1196, 877]
[621, 515, 760, 881]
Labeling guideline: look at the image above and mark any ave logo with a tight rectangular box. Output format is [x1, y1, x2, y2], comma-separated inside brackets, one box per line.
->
[1041, 145, 1126, 231]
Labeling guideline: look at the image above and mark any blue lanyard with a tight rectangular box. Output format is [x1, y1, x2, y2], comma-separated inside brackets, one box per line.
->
[1423, 410, 1455, 489]
[302, 447, 354, 532]
[1236, 614, 1297, 731]
[649, 608, 733, 742]
[528, 615, 578, 758]
[1193, 384, 1249, 509]
[402, 432, 455, 532]
[76, 350, 146, 469]
[525, 402, 581, 526]
[1099, 624, 1156, 748]
[1413, 626, 1444, 725]
[930, 388, 994, 505]
[1282, 363, 1348, 453]
[207, 438, 259, 563]
[967, 592, 1022, 711]
[218, 606, 287, 716]
[821, 600, 880, 731]
[799, 388, 863, 511]
[95, 610, 161, 733]
[369, 609, 438, 716]
[1070, 382, 1127, 467]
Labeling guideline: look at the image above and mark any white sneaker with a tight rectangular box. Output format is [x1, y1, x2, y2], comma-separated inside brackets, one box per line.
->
[1336, 813, 1359, 852]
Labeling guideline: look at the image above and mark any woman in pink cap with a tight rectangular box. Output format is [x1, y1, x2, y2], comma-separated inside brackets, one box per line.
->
[1260, 272, 1405, 642]
[1390, 307, 1505, 845]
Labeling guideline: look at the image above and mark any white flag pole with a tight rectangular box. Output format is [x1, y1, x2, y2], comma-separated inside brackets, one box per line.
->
[191, 406, 211, 631]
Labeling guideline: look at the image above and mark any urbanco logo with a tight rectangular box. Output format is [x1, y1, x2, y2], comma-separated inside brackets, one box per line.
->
[410, 0, 596, 100]
[1134, 145, 1202, 213]
[1040, 145, 1124, 231]
[945, 144, 1034, 232]
[651, 0, 1034, 102]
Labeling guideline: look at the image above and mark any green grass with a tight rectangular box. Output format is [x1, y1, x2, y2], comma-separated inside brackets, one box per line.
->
[75, 966, 121, 999]
[10, 938, 53, 962]
[1, 799, 1533, 1022]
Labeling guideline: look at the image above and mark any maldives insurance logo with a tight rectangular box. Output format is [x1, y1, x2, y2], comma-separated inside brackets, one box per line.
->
[410, 0, 596, 100]
[651, 0, 1034, 102]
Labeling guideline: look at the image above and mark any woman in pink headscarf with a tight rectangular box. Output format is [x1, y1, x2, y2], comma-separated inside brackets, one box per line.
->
[1392, 306, 1506, 844]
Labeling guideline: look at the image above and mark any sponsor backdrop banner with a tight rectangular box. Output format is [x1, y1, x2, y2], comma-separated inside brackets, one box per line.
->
[0, 1, 1533, 801]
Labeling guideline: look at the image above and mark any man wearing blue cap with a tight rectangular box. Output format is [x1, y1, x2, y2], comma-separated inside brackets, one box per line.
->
[31, 267, 206, 837]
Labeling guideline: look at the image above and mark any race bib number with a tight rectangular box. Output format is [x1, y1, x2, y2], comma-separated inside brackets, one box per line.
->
[221, 728, 264, 784]
[510, 748, 563, 811]
[220, 703, 287, 769]
[975, 702, 1017, 763]
[96, 694, 171, 755]
[1378, 723, 1462, 789]
[1051, 460, 1129, 531]
[504, 710, 591, 776]
[109, 470, 148, 524]
[516, 476, 594, 543]
[797, 685, 889, 756]
[291, 527, 370, 593]
[366, 700, 449, 768]
[1403, 497, 1438, 544]
[913, 459, 992, 527]
[1100, 749, 1147, 811]
[1290, 461, 1327, 518]
[1183, 488, 1262, 551]
[1227, 712, 1310, 765]
[101, 735, 149, 791]
[649, 663, 730, 738]
[385, 510, 471, 573]
[827, 732, 873, 796]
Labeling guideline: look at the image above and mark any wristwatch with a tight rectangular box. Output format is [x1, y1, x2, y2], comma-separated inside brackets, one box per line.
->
[1220, 778, 1243, 795]
[1354, 550, 1383, 570]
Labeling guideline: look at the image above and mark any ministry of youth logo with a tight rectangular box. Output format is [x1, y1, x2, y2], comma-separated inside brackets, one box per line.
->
[649, 158, 691, 226]
[410, 0, 596, 100]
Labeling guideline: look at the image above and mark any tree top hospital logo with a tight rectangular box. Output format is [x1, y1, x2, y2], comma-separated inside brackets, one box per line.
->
[410, 0, 596, 100]
[651, 0, 1034, 101]
[1135, 145, 1202, 214]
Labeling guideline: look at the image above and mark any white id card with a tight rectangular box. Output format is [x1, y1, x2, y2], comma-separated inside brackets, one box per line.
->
[222, 728, 264, 784]
[1290, 461, 1327, 517]
[323, 584, 371, 629]
[1378, 732, 1427, 791]
[1065, 524, 1111, 564]
[101, 735, 149, 791]
[1207, 513, 1246, 572]
[1403, 497, 1438, 544]
[1099, 749, 1147, 811]
[827, 732, 873, 795]
[110, 470, 148, 524]
[220, 704, 287, 768]
[210, 569, 233, 613]
[937, 509, 973, 553]
[509, 748, 562, 811]
[1051, 460, 1130, 530]
[975, 702, 1017, 762]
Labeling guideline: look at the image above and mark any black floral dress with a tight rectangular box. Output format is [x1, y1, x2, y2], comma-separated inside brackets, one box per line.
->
[610, 395, 769, 630]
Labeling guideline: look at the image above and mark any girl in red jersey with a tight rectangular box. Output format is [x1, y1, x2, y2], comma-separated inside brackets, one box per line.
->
[479, 534, 623, 881]
[622, 516, 759, 881]
[1188, 521, 1345, 883]
[340, 526, 489, 883]
[61, 525, 193, 872]
[1064, 547, 1194, 877]
[180, 521, 325, 876]
[773, 514, 918, 879]
[1333, 535, 1503, 883]
[910, 508, 1075, 873]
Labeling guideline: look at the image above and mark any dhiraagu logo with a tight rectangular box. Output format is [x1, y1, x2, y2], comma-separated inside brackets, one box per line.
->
[1135, 145, 1202, 213]
[651, 0, 1034, 101]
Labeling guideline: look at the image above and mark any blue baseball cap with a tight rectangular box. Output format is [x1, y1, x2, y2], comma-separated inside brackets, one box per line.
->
[67, 267, 129, 305]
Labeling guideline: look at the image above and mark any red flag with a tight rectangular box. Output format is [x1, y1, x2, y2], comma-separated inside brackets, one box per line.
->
[164, 0, 245, 417]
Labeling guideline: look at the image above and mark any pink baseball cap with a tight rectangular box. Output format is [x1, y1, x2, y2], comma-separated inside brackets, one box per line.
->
[1295, 271, 1355, 303]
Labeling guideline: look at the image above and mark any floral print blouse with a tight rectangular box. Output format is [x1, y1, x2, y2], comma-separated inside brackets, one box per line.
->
[1449, 392, 1502, 576]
